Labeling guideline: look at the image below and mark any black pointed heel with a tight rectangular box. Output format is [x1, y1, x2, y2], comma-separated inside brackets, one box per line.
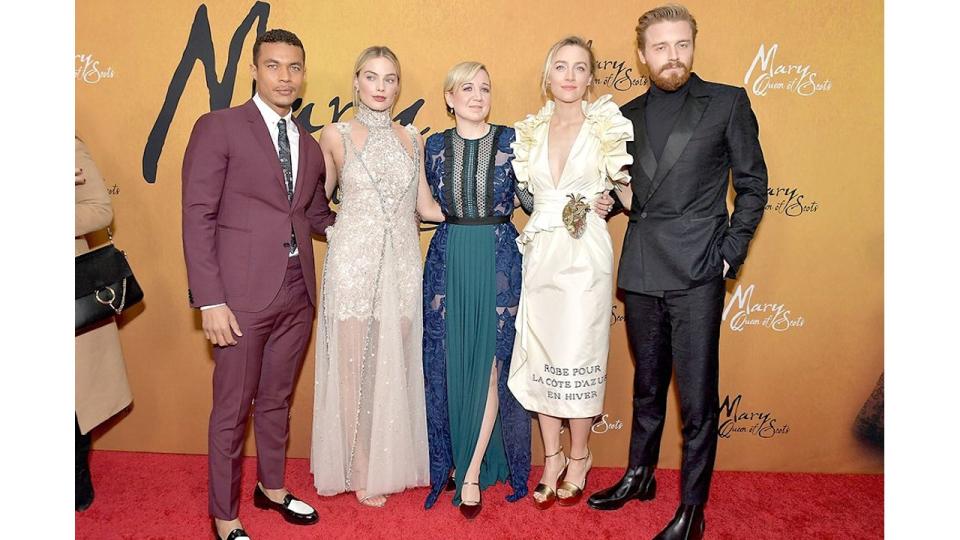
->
[459, 481, 482, 520]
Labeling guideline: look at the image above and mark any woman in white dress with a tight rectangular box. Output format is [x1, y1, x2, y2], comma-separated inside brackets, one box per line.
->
[507, 36, 633, 509]
[311, 46, 444, 507]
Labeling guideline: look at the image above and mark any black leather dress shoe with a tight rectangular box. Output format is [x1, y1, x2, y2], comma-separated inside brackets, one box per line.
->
[445, 474, 456, 492]
[212, 522, 250, 540]
[652, 504, 705, 540]
[253, 484, 319, 525]
[586, 465, 656, 511]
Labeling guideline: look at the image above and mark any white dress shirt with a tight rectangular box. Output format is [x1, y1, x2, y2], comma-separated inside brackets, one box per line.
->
[253, 92, 300, 186]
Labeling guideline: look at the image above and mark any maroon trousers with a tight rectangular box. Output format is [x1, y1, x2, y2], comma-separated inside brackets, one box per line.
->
[208, 257, 313, 520]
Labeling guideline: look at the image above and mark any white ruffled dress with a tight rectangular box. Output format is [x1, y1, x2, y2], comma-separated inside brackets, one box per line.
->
[506, 94, 634, 418]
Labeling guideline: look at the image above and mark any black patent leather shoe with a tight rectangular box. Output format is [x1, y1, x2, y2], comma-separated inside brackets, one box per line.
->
[586, 465, 656, 511]
[212, 522, 250, 540]
[652, 504, 705, 540]
[445, 473, 456, 492]
[253, 483, 319, 525]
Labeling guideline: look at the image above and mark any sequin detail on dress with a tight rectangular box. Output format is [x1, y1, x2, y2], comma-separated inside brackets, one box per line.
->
[311, 105, 430, 498]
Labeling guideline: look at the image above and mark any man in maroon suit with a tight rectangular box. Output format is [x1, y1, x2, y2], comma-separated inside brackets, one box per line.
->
[182, 29, 335, 540]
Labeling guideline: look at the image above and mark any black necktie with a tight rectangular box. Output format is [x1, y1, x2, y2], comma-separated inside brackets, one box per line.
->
[277, 118, 297, 254]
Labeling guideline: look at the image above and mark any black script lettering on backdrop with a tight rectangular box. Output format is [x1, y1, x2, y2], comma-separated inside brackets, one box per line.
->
[142, 2, 428, 185]
[765, 186, 820, 217]
[594, 59, 649, 92]
[586, 40, 649, 93]
[610, 304, 626, 325]
[718, 394, 790, 439]
[142, 2, 269, 184]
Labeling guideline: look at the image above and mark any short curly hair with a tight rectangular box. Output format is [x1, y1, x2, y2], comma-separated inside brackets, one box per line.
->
[253, 29, 305, 64]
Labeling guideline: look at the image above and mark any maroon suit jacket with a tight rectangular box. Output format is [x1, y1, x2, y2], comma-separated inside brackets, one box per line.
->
[182, 99, 336, 312]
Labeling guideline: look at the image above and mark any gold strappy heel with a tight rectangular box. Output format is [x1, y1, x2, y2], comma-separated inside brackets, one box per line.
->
[533, 447, 568, 510]
[557, 450, 592, 506]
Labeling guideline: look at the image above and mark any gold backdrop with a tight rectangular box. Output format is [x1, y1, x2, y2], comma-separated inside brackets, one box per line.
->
[76, 0, 883, 474]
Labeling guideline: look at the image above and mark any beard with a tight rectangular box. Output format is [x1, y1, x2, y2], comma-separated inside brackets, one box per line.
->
[650, 60, 691, 91]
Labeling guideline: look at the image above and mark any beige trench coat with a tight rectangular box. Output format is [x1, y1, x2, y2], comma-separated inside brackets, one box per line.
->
[75, 137, 132, 434]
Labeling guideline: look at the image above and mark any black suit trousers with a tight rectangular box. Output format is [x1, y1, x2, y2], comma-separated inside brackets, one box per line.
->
[623, 278, 724, 505]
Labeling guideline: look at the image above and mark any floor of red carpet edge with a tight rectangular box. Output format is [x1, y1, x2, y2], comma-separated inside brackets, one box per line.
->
[75, 451, 882, 539]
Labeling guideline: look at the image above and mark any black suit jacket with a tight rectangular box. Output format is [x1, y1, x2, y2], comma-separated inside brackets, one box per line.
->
[616, 73, 768, 293]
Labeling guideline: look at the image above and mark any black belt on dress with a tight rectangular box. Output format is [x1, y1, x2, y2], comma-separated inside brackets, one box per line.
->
[445, 215, 511, 226]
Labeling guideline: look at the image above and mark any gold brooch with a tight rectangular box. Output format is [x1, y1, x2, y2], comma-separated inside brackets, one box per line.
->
[562, 193, 591, 239]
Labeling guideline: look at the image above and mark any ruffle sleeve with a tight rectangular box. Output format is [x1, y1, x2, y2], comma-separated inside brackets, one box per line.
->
[585, 94, 634, 190]
[510, 101, 553, 194]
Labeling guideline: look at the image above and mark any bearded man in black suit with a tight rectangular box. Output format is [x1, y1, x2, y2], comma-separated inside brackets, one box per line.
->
[587, 5, 768, 540]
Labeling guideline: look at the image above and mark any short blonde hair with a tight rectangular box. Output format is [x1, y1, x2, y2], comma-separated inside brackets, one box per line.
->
[635, 4, 698, 51]
[540, 36, 596, 98]
[352, 45, 401, 108]
[443, 61, 489, 115]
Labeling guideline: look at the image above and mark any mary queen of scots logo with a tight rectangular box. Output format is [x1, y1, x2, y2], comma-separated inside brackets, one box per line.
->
[722, 284, 804, 332]
[744, 43, 831, 97]
[76, 54, 116, 84]
[718, 394, 789, 439]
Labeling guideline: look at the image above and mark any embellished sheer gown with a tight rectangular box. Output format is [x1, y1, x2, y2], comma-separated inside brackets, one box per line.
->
[422, 125, 533, 509]
[311, 104, 429, 497]
[507, 94, 634, 418]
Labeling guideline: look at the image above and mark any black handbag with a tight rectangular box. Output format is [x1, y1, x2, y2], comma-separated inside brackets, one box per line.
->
[75, 229, 144, 331]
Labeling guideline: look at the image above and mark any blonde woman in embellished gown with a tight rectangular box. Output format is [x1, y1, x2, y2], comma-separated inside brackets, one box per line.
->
[311, 46, 443, 507]
[507, 36, 633, 509]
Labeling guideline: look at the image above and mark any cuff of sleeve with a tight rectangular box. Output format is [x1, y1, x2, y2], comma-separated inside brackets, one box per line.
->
[720, 241, 744, 279]
[200, 303, 226, 310]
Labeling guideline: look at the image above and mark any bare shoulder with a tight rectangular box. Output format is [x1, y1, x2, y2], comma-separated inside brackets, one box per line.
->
[395, 122, 423, 144]
[319, 122, 348, 147]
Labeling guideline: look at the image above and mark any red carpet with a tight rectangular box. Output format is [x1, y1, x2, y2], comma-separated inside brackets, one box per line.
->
[75, 451, 882, 539]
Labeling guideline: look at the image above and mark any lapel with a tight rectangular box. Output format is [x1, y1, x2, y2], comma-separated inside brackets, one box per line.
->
[243, 100, 291, 200]
[625, 94, 657, 194]
[640, 74, 711, 209]
[290, 117, 309, 209]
